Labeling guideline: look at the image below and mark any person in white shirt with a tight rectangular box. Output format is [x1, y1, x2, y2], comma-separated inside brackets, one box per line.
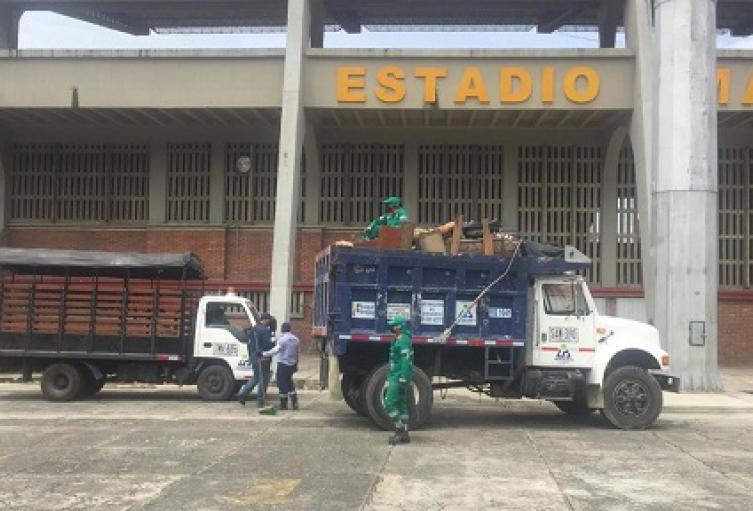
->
[263, 322, 300, 410]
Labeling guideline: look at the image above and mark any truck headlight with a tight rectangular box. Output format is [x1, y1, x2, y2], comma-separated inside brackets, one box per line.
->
[661, 355, 670, 367]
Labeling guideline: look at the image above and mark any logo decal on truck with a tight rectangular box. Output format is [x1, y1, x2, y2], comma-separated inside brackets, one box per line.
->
[555, 344, 573, 362]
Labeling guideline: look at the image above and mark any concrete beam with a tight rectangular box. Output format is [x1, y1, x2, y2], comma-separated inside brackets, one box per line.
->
[537, 6, 586, 33]
[598, 0, 624, 48]
[0, 7, 21, 50]
[52, 9, 150, 35]
[269, 0, 310, 324]
[653, 0, 720, 391]
[325, 0, 361, 33]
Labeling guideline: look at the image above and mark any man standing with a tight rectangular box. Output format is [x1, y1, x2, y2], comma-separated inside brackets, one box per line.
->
[238, 313, 275, 408]
[363, 196, 409, 240]
[384, 315, 413, 445]
[263, 322, 300, 410]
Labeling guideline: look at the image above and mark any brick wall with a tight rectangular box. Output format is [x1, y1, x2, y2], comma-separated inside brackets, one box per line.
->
[718, 299, 753, 365]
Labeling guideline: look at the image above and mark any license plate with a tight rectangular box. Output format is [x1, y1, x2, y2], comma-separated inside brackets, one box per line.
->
[212, 344, 239, 357]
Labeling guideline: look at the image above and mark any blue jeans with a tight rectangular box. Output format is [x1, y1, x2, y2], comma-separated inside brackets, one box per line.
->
[238, 358, 272, 406]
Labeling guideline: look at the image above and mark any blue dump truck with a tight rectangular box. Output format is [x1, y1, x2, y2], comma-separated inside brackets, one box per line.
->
[314, 244, 679, 430]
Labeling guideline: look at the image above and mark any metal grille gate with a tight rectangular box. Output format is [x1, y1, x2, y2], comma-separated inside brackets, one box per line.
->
[9, 143, 149, 223]
[167, 143, 211, 223]
[417, 144, 504, 225]
[718, 146, 751, 288]
[320, 144, 404, 225]
[518, 145, 602, 284]
[224, 143, 279, 224]
[616, 142, 642, 287]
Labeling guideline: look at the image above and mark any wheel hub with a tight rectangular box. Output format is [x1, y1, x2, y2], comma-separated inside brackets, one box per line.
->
[53, 374, 70, 389]
[613, 379, 649, 416]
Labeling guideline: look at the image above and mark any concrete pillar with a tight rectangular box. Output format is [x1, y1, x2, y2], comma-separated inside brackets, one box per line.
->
[209, 140, 226, 225]
[403, 141, 419, 222]
[303, 121, 322, 225]
[624, 0, 656, 322]
[148, 138, 168, 225]
[310, 0, 325, 49]
[0, 7, 21, 50]
[598, 0, 622, 48]
[653, 0, 720, 391]
[270, 0, 310, 324]
[601, 127, 629, 288]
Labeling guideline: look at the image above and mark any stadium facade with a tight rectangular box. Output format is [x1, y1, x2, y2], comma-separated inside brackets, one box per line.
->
[1, 0, 752, 389]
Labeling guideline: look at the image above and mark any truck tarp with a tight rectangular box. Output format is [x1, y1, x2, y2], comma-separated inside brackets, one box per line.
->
[0, 248, 204, 280]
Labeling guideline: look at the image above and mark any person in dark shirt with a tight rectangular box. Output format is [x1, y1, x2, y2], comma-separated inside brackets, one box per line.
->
[238, 313, 275, 408]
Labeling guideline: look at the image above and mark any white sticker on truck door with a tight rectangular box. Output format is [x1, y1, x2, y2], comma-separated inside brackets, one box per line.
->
[352, 301, 376, 319]
[548, 326, 579, 344]
[387, 303, 411, 321]
[420, 300, 445, 325]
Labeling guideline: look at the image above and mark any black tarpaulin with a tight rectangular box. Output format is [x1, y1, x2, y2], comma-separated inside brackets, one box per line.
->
[0, 248, 205, 280]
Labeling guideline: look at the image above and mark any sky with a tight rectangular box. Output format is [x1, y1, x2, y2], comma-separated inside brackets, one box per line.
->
[17, 11, 753, 50]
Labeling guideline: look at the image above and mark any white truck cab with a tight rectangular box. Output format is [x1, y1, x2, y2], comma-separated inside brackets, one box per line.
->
[192, 293, 258, 397]
[528, 274, 677, 428]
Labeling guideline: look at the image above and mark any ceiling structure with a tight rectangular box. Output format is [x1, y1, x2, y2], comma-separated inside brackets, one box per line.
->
[3, 0, 753, 37]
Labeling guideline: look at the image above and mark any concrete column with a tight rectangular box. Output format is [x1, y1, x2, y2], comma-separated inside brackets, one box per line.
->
[209, 140, 226, 225]
[0, 7, 21, 50]
[270, 0, 310, 324]
[303, 121, 321, 225]
[403, 141, 419, 222]
[624, 0, 656, 321]
[598, 0, 622, 48]
[148, 138, 168, 225]
[601, 127, 629, 288]
[653, 0, 720, 391]
[502, 140, 519, 231]
[310, 0, 325, 48]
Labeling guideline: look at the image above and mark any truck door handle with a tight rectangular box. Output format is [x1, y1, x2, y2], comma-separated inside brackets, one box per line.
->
[203, 342, 212, 348]
[541, 333, 547, 343]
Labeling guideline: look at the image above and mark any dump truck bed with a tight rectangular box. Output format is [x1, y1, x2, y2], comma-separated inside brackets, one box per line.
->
[314, 245, 588, 356]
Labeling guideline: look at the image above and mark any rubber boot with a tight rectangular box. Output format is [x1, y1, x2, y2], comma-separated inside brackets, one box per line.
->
[279, 396, 289, 410]
[290, 392, 299, 410]
[388, 426, 410, 445]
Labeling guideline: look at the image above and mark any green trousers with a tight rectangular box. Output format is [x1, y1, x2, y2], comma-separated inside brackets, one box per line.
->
[384, 377, 409, 427]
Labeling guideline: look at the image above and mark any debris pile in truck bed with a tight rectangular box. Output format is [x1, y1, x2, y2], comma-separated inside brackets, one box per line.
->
[348, 215, 522, 257]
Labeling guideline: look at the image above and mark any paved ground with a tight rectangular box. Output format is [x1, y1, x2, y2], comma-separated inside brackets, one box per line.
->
[1, 370, 753, 511]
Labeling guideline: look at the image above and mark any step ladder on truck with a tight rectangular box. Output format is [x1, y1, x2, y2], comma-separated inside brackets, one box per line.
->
[313, 242, 680, 430]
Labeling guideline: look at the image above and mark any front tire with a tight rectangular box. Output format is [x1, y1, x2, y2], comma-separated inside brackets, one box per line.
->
[197, 364, 235, 401]
[602, 366, 663, 430]
[41, 363, 83, 402]
[363, 364, 433, 431]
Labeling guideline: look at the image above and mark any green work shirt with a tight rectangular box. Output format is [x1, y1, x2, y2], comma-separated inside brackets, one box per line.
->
[363, 207, 409, 240]
[388, 331, 414, 384]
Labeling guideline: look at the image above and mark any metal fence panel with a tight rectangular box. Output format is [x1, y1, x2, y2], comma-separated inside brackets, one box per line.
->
[167, 143, 211, 223]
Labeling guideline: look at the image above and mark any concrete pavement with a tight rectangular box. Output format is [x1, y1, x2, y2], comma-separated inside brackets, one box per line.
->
[1, 368, 753, 510]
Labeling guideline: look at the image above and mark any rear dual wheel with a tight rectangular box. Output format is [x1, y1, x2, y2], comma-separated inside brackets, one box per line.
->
[41, 363, 83, 402]
[341, 372, 368, 417]
[363, 364, 434, 431]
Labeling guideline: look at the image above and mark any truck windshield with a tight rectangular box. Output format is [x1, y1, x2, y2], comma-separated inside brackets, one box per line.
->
[543, 283, 588, 316]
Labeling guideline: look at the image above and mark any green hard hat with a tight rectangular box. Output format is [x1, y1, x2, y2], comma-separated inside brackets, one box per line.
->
[383, 196, 402, 207]
[388, 315, 408, 328]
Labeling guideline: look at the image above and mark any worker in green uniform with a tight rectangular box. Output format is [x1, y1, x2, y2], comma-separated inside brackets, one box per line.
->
[384, 315, 414, 445]
[363, 196, 409, 240]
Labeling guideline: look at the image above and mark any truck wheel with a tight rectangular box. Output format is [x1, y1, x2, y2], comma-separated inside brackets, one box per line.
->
[197, 364, 235, 401]
[363, 364, 433, 431]
[41, 363, 83, 402]
[341, 372, 368, 417]
[602, 365, 663, 430]
[553, 391, 595, 416]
